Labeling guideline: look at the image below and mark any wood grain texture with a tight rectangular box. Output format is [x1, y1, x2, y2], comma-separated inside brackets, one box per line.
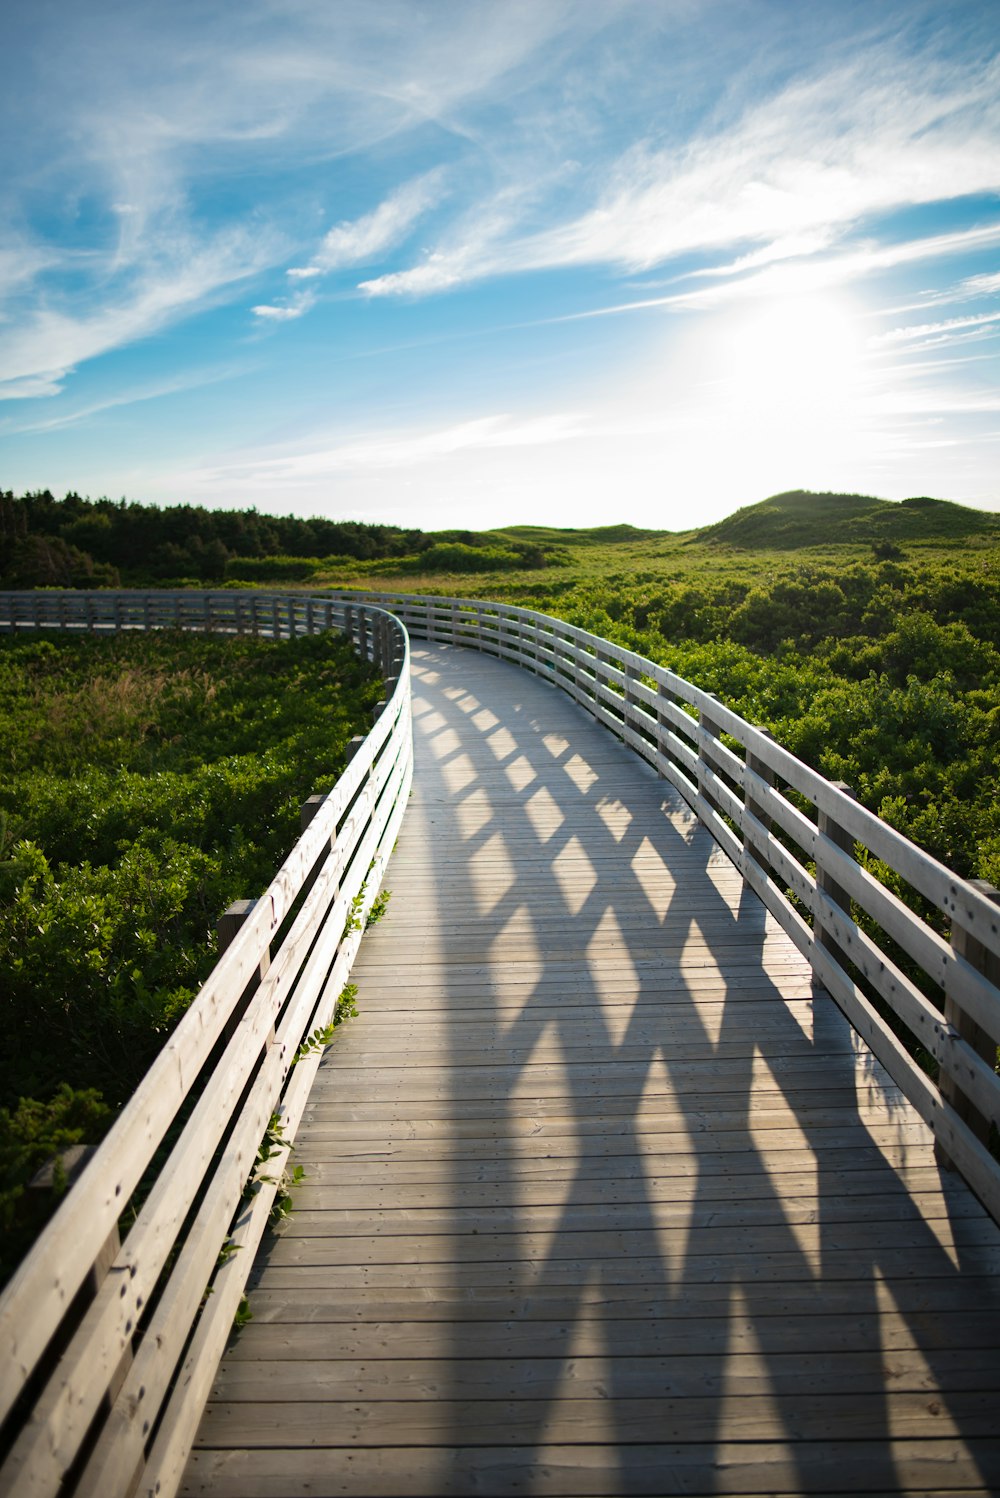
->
[187, 642, 1000, 1498]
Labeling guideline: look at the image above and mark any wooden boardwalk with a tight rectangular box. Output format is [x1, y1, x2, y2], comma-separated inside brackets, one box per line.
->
[184, 643, 1000, 1497]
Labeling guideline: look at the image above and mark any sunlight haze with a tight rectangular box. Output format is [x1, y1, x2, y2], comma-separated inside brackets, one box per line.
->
[1, 0, 998, 529]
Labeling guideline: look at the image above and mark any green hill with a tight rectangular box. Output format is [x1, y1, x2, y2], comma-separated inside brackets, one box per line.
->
[698, 490, 1000, 550]
[496, 523, 667, 546]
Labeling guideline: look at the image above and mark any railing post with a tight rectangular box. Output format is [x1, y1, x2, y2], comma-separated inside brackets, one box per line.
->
[698, 695, 724, 815]
[744, 727, 776, 881]
[815, 783, 857, 972]
[28, 1146, 133, 1410]
[216, 897, 273, 1047]
[654, 681, 677, 779]
[623, 661, 638, 736]
[300, 794, 326, 831]
[937, 880, 1000, 1168]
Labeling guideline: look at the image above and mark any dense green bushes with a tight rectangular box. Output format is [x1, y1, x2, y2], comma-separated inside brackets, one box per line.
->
[0, 628, 382, 1281]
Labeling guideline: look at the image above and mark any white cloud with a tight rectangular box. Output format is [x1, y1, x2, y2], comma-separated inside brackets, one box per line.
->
[873, 311, 1000, 347]
[0, 373, 67, 401]
[361, 48, 1000, 298]
[291, 170, 446, 281]
[251, 290, 317, 321]
[0, 226, 283, 398]
[1, 365, 244, 434]
[186, 410, 589, 489]
[960, 270, 1000, 297]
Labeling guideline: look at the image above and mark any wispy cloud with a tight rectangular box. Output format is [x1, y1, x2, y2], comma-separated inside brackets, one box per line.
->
[1, 365, 245, 435]
[251, 290, 317, 321]
[0, 226, 283, 399]
[289, 170, 446, 281]
[871, 310, 1000, 354]
[360, 47, 1000, 299]
[0, 4, 574, 394]
[189, 410, 590, 488]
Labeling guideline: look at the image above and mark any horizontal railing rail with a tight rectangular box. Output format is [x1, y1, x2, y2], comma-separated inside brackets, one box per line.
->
[0, 590, 412, 1498]
[331, 588, 1000, 1224]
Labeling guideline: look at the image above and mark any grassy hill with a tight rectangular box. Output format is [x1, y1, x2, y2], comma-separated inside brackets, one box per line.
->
[697, 491, 1000, 550]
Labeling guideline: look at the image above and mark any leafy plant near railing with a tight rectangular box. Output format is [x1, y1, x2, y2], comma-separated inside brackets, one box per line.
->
[342, 869, 392, 938]
[366, 887, 392, 928]
[0, 627, 384, 1287]
[247, 1113, 305, 1229]
[295, 982, 361, 1063]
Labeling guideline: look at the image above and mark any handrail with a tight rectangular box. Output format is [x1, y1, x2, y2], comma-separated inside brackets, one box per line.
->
[329, 588, 1000, 1225]
[0, 590, 413, 1498]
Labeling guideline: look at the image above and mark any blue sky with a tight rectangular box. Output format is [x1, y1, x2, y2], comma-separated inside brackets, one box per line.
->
[1, 0, 998, 531]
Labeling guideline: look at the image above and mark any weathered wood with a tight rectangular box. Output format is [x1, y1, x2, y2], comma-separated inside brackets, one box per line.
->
[938, 879, 1000, 1169]
[814, 780, 857, 972]
[182, 1444, 1000, 1498]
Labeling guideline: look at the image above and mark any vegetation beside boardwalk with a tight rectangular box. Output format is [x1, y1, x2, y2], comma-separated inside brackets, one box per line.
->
[0, 628, 383, 1284]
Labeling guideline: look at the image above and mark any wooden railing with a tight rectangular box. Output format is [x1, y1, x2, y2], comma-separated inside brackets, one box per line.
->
[0, 590, 412, 1498]
[332, 589, 1000, 1224]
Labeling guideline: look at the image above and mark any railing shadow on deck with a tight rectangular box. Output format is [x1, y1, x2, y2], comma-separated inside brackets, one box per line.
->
[404, 642, 1000, 1494]
[332, 589, 1000, 1230]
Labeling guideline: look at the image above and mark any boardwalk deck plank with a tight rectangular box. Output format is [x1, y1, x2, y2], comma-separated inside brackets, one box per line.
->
[186, 643, 1000, 1498]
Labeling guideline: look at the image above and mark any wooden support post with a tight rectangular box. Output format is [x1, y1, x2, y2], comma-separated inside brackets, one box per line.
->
[654, 685, 676, 778]
[623, 664, 638, 732]
[346, 734, 366, 764]
[937, 879, 1000, 1168]
[300, 794, 326, 831]
[29, 1147, 132, 1409]
[815, 783, 857, 972]
[698, 696, 724, 815]
[217, 897, 273, 1048]
[217, 897, 259, 956]
[744, 728, 776, 881]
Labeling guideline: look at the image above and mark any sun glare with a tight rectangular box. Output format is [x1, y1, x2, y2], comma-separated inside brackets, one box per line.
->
[715, 292, 865, 415]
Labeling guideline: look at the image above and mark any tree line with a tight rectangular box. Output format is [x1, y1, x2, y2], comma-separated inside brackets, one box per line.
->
[0, 489, 557, 587]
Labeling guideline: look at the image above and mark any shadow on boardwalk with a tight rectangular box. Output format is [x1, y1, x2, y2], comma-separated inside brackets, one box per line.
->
[187, 643, 1000, 1498]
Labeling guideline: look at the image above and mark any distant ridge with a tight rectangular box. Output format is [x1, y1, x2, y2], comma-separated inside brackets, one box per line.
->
[697, 490, 1000, 549]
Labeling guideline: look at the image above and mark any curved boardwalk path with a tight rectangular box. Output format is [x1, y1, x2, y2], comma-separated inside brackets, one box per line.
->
[184, 644, 1000, 1497]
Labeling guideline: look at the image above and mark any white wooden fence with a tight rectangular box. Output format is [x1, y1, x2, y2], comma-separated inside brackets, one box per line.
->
[1, 584, 999, 1497]
[0, 590, 412, 1498]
